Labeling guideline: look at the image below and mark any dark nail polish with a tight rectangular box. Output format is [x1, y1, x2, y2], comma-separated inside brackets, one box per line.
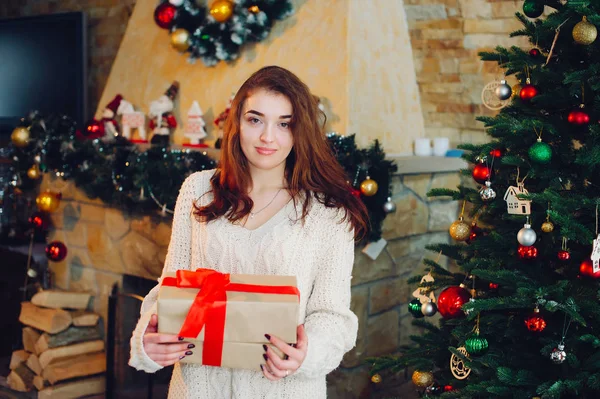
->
[260, 365, 264, 371]
[188, 344, 195, 349]
[178, 336, 184, 341]
[265, 334, 271, 340]
[185, 350, 193, 355]
[263, 354, 268, 361]
[179, 355, 185, 360]
[263, 344, 268, 352]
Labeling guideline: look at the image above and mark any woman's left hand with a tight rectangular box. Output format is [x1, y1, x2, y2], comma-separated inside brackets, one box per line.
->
[261, 324, 308, 380]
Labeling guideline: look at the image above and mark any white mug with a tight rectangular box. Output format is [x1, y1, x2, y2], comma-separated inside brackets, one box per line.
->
[414, 138, 432, 156]
[432, 137, 449, 157]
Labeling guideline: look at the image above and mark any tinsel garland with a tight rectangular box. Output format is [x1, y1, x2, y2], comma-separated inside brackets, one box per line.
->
[7, 114, 396, 242]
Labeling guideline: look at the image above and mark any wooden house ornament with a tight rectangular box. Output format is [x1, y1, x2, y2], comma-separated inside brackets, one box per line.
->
[503, 184, 531, 215]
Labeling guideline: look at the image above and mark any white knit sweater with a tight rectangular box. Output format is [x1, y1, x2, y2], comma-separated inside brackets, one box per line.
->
[129, 170, 358, 399]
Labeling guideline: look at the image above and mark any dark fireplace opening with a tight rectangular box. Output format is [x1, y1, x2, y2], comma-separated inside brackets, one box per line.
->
[107, 274, 172, 399]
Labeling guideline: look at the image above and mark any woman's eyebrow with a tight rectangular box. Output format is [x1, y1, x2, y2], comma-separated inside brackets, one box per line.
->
[245, 109, 292, 119]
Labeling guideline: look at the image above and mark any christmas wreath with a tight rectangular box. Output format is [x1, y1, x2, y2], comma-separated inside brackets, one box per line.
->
[154, 0, 294, 66]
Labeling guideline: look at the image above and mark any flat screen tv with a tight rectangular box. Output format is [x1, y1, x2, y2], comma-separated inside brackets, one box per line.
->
[0, 12, 87, 135]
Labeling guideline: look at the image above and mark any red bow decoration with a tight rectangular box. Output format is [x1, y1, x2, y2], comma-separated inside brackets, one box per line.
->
[162, 268, 299, 366]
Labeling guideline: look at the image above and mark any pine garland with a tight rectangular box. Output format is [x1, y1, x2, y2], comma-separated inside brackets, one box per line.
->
[6, 114, 396, 243]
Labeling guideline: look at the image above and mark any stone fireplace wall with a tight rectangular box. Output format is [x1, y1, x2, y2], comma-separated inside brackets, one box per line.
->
[41, 167, 463, 398]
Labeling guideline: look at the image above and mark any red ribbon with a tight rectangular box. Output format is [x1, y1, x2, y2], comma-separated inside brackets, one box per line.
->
[162, 268, 300, 366]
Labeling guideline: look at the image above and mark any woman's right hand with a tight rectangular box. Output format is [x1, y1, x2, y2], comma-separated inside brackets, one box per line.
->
[143, 314, 194, 367]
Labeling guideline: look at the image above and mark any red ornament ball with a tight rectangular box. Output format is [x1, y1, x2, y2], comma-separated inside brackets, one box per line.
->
[489, 282, 499, 290]
[580, 258, 600, 279]
[444, 385, 455, 392]
[46, 241, 68, 262]
[83, 119, 105, 140]
[489, 148, 503, 158]
[472, 163, 492, 184]
[437, 286, 471, 319]
[518, 244, 538, 259]
[154, 2, 177, 29]
[567, 109, 590, 125]
[557, 250, 570, 261]
[524, 310, 547, 332]
[466, 227, 480, 244]
[529, 48, 541, 57]
[519, 84, 538, 101]
[29, 212, 49, 231]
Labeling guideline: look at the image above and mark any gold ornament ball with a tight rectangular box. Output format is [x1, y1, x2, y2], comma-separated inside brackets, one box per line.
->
[541, 221, 554, 233]
[248, 5, 260, 13]
[371, 374, 382, 384]
[210, 0, 234, 23]
[36, 191, 61, 213]
[360, 178, 378, 196]
[170, 28, 191, 52]
[449, 219, 471, 241]
[27, 164, 42, 180]
[11, 126, 30, 148]
[573, 16, 597, 45]
[512, 84, 522, 98]
[412, 370, 434, 387]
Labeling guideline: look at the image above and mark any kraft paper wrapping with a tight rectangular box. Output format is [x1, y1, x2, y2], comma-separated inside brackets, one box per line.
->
[157, 272, 299, 370]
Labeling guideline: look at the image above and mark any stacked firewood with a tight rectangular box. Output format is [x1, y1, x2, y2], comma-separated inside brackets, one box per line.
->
[8, 290, 106, 399]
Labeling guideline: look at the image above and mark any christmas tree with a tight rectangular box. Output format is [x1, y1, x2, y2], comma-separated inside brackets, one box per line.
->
[370, 2, 600, 398]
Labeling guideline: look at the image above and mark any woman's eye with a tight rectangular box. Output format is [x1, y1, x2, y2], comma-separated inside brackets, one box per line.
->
[248, 117, 261, 124]
[280, 122, 290, 129]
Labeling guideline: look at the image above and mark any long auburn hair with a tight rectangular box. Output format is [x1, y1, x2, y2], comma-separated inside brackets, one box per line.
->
[194, 66, 369, 240]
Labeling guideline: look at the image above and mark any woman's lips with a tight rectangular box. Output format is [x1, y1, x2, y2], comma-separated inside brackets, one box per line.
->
[255, 147, 277, 155]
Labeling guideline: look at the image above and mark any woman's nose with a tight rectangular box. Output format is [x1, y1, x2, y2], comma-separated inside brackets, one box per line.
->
[260, 124, 275, 143]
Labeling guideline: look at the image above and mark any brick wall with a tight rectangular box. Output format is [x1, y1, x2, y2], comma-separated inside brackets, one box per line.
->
[0, 0, 137, 118]
[405, 0, 529, 146]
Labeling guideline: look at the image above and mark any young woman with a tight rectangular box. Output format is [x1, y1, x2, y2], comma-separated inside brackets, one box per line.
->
[129, 66, 369, 398]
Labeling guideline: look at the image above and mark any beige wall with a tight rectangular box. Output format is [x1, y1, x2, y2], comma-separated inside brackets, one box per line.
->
[97, 0, 424, 154]
[348, 1, 425, 155]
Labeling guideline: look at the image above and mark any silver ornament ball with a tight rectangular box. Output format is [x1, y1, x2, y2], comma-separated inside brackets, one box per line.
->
[383, 197, 396, 214]
[421, 301, 438, 317]
[479, 181, 496, 201]
[495, 80, 512, 100]
[517, 224, 537, 246]
[27, 268, 38, 278]
[550, 344, 567, 364]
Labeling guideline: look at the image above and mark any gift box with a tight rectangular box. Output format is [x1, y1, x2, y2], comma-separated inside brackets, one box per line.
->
[157, 268, 299, 370]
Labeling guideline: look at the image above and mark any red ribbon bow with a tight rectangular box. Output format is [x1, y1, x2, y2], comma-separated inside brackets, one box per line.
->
[162, 268, 299, 366]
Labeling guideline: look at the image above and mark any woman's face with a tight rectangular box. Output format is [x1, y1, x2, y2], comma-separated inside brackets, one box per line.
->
[239, 89, 294, 174]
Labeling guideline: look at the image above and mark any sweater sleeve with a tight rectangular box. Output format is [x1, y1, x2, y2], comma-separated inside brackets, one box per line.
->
[294, 208, 358, 379]
[129, 171, 206, 373]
